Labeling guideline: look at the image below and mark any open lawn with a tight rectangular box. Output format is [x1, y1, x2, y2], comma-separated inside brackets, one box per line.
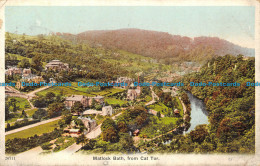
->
[36, 84, 125, 98]
[5, 119, 60, 140]
[36, 86, 94, 97]
[105, 98, 127, 106]
[139, 116, 180, 138]
[90, 88, 125, 97]
[147, 102, 169, 115]
[7, 97, 31, 111]
[26, 108, 38, 117]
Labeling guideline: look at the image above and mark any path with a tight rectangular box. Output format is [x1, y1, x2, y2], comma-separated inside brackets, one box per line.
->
[5, 116, 61, 135]
[145, 86, 159, 106]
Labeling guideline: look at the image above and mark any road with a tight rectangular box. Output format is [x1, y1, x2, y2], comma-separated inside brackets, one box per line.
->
[5, 116, 61, 135]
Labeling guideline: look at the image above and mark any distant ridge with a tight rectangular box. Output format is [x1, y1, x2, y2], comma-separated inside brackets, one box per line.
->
[61, 28, 254, 62]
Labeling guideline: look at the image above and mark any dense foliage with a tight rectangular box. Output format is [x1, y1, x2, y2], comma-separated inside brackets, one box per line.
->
[5, 33, 129, 82]
[179, 55, 255, 153]
[6, 128, 62, 154]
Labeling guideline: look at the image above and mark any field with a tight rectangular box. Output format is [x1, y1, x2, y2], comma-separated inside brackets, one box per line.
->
[147, 97, 183, 116]
[105, 98, 128, 106]
[26, 108, 38, 117]
[5, 119, 60, 140]
[7, 96, 31, 111]
[36, 86, 94, 97]
[147, 102, 169, 115]
[139, 116, 179, 138]
[36, 83, 125, 97]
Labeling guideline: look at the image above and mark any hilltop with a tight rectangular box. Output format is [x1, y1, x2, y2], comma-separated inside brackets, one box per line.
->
[63, 28, 255, 64]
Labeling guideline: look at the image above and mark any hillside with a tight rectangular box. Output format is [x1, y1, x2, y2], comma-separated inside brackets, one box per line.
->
[180, 55, 255, 153]
[70, 29, 254, 64]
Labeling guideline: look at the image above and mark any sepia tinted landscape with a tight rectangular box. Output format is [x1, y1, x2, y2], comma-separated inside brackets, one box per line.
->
[4, 6, 255, 155]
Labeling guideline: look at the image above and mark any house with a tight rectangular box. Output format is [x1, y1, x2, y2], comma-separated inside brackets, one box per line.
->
[5, 67, 22, 75]
[45, 60, 69, 71]
[69, 129, 80, 134]
[133, 129, 140, 136]
[115, 77, 133, 89]
[82, 105, 113, 116]
[64, 95, 104, 109]
[78, 116, 97, 133]
[101, 106, 113, 116]
[174, 109, 180, 115]
[22, 68, 32, 77]
[127, 85, 141, 100]
[15, 76, 45, 90]
[127, 76, 142, 100]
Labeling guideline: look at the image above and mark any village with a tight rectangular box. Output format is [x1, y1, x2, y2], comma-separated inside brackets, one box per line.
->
[5, 57, 188, 155]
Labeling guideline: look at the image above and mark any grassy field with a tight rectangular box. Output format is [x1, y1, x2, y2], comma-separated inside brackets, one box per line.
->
[105, 98, 128, 106]
[7, 97, 31, 111]
[36, 86, 94, 97]
[146, 97, 183, 116]
[90, 88, 125, 97]
[147, 102, 169, 115]
[5, 119, 60, 140]
[26, 108, 38, 117]
[36, 83, 125, 97]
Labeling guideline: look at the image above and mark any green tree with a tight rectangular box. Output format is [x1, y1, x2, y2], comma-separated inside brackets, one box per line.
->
[71, 101, 84, 116]
[102, 127, 118, 143]
[119, 133, 134, 151]
[18, 58, 30, 68]
[101, 117, 116, 131]
[47, 102, 65, 118]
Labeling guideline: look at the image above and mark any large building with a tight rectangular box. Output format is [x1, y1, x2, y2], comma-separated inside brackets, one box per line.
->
[126, 76, 142, 100]
[77, 116, 97, 133]
[115, 77, 133, 89]
[45, 60, 69, 71]
[5, 67, 22, 75]
[64, 95, 104, 109]
[82, 106, 113, 116]
[15, 76, 44, 90]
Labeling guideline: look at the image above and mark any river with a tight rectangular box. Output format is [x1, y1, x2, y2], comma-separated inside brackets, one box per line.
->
[186, 92, 209, 133]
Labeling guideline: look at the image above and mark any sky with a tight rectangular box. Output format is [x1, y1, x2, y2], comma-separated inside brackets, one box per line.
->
[5, 6, 255, 48]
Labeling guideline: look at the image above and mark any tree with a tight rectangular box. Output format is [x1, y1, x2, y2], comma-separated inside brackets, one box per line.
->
[190, 125, 209, 144]
[76, 134, 89, 146]
[7, 123, 11, 129]
[47, 102, 65, 118]
[32, 108, 48, 120]
[5, 101, 10, 120]
[71, 101, 84, 116]
[21, 110, 28, 118]
[18, 58, 30, 68]
[62, 110, 72, 124]
[31, 55, 43, 72]
[119, 133, 134, 151]
[157, 111, 161, 118]
[101, 117, 116, 131]
[45, 92, 56, 104]
[9, 98, 19, 112]
[102, 127, 118, 143]
[117, 121, 128, 133]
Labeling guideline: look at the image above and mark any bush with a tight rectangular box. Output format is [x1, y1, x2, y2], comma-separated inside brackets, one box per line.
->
[41, 143, 53, 150]
[32, 109, 48, 120]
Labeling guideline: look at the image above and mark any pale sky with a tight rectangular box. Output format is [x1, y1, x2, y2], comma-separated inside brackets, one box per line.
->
[5, 6, 255, 48]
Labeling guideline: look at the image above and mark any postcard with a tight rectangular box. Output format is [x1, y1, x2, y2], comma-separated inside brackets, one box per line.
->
[1, 0, 259, 165]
